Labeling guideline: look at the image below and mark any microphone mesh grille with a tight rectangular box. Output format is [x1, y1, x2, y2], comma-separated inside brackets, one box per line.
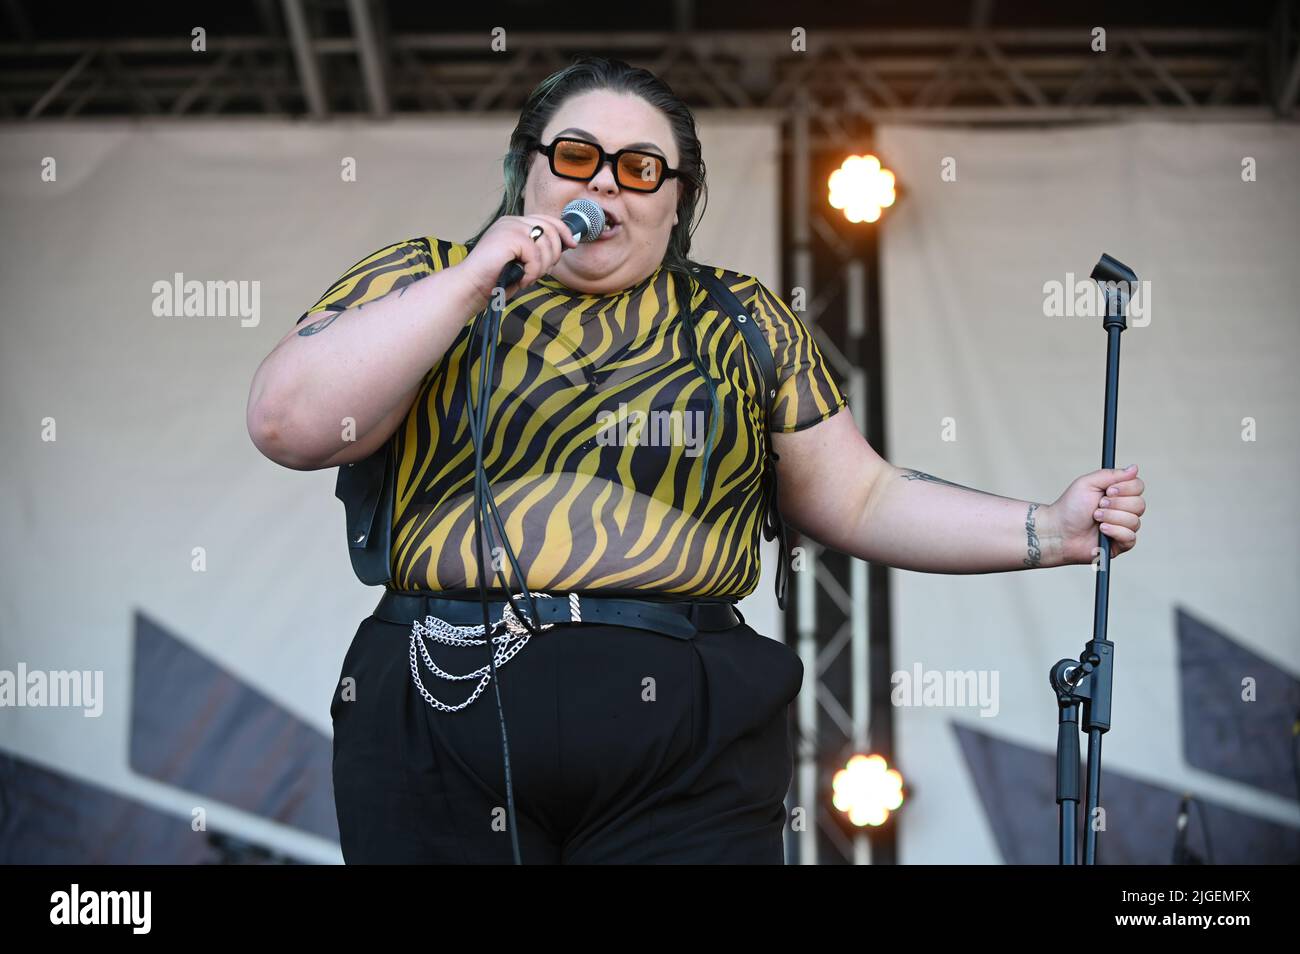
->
[563, 198, 606, 243]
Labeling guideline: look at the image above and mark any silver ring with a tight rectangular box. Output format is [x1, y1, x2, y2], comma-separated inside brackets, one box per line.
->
[528, 224, 545, 241]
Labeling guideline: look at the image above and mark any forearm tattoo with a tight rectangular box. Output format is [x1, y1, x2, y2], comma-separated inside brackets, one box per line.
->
[898, 469, 981, 493]
[898, 468, 1019, 502]
[898, 469, 1044, 567]
[1023, 503, 1042, 568]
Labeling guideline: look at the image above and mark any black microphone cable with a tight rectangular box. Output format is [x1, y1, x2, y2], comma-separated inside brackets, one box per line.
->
[463, 294, 539, 867]
[461, 200, 605, 865]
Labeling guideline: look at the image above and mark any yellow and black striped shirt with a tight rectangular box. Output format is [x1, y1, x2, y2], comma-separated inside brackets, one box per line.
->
[298, 237, 848, 598]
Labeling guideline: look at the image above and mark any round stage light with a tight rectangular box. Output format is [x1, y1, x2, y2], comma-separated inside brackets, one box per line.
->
[828, 155, 897, 224]
[831, 753, 905, 827]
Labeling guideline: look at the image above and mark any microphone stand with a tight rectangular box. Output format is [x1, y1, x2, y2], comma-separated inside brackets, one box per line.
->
[1171, 794, 1205, 865]
[1048, 253, 1138, 865]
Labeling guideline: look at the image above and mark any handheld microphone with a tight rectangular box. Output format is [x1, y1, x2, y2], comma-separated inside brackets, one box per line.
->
[496, 198, 606, 290]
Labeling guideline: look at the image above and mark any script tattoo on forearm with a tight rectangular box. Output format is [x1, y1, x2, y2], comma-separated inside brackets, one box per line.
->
[1023, 503, 1042, 568]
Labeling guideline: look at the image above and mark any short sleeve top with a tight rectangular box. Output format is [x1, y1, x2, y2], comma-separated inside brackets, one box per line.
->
[297, 236, 848, 598]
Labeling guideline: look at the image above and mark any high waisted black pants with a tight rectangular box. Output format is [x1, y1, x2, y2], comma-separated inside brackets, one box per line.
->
[329, 610, 804, 864]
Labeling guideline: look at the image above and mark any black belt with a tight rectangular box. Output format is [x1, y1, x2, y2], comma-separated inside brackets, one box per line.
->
[374, 589, 743, 641]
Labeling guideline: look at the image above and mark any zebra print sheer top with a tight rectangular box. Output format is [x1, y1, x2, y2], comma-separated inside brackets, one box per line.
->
[297, 236, 848, 598]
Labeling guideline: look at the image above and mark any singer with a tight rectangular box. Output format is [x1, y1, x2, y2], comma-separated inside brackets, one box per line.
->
[246, 55, 1146, 865]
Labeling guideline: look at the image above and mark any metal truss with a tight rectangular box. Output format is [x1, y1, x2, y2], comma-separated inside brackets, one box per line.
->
[778, 93, 896, 866]
[3, 16, 1297, 123]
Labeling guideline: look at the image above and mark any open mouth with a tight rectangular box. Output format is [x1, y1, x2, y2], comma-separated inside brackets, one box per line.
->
[595, 208, 621, 238]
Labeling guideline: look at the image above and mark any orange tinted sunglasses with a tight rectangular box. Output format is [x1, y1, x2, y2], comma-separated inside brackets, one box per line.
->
[534, 136, 680, 193]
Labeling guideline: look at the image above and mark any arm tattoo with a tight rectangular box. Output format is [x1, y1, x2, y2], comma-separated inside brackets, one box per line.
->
[898, 469, 981, 493]
[297, 309, 342, 336]
[898, 468, 1019, 502]
[899, 468, 1044, 566]
[296, 276, 419, 336]
[1023, 503, 1042, 568]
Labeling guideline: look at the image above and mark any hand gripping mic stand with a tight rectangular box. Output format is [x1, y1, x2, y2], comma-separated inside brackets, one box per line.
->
[1048, 253, 1138, 865]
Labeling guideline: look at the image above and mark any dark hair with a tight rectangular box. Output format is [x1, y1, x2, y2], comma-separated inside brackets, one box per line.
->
[463, 54, 708, 285]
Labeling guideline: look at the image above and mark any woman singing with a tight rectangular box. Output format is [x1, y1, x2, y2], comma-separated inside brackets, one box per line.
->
[246, 55, 1146, 864]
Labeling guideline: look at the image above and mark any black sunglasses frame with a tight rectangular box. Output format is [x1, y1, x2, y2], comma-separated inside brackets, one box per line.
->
[533, 137, 680, 193]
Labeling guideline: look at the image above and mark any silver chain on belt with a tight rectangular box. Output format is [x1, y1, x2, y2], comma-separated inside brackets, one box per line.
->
[407, 592, 582, 712]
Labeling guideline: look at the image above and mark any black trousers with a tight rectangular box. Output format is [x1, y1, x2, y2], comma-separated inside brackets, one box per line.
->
[329, 608, 804, 864]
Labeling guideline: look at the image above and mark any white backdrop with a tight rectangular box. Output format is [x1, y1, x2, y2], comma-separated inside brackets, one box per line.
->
[0, 115, 785, 862]
[877, 121, 1300, 863]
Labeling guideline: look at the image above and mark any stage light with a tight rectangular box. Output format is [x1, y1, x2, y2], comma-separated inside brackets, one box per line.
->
[831, 753, 905, 827]
[828, 154, 897, 224]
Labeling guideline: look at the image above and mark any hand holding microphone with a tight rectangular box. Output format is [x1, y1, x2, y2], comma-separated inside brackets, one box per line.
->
[457, 199, 607, 303]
